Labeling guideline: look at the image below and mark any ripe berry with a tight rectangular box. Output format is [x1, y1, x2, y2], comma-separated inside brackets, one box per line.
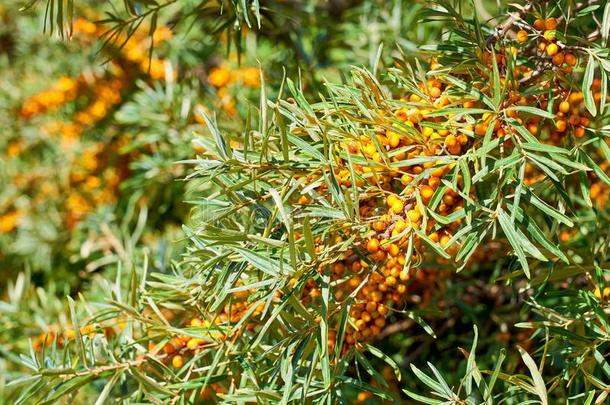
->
[552, 53, 565, 66]
[546, 43, 559, 56]
[172, 355, 184, 369]
[516, 30, 528, 43]
[565, 53, 577, 66]
[389, 133, 401, 148]
[420, 185, 434, 200]
[407, 209, 421, 223]
[390, 199, 404, 214]
[444, 134, 457, 148]
[543, 30, 556, 41]
[544, 17, 558, 30]
[366, 238, 380, 253]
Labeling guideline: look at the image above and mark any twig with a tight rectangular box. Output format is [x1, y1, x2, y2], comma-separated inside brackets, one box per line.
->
[486, 1, 536, 48]
[377, 319, 414, 340]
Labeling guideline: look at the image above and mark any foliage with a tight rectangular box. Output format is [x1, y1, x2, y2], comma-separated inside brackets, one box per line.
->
[2, 0, 610, 404]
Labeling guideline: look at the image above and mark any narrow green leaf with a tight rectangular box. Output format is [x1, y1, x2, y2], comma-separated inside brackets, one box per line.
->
[517, 346, 548, 405]
[497, 210, 530, 278]
[583, 54, 597, 116]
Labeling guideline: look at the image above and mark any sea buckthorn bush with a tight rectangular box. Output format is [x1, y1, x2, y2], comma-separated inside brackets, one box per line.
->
[2, 0, 610, 403]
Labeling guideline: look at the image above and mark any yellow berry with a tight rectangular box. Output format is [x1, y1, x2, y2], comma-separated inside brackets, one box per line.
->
[172, 355, 184, 369]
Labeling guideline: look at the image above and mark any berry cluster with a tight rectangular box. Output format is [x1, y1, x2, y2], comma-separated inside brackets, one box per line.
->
[206, 63, 262, 116]
[3, 19, 173, 237]
[290, 13, 608, 349]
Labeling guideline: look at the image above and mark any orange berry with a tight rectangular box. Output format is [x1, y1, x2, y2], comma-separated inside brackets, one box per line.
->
[474, 123, 487, 136]
[545, 17, 557, 30]
[431, 166, 445, 178]
[385, 276, 397, 286]
[552, 53, 565, 65]
[421, 185, 434, 200]
[555, 119, 567, 132]
[447, 144, 461, 154]
[394, 220, 406, 233]
[429, 86, 442, 98]
[373, 220, 386, 232]
[516, 30, 528, 43]
[366, 238, 380, 253]
[533, 19, 544, 30]
[574, 126, 585, 138]
[444, 134, 457, 148]
[565, 53, 577, 66]
[163, 342, 176, 354]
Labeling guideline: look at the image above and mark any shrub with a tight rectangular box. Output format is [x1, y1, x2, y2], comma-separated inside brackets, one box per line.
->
[2, 0, 610, 403]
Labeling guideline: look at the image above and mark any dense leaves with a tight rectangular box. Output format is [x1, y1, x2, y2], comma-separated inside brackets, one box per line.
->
[2, 0, 610, 403]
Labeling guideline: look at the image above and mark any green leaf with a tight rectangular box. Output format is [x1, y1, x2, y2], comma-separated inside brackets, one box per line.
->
[403, 389, 444, 404]
[593, 349, 610, 379]
[484, 349, 506, 402]
[444, 75, 495, 109]
[602, 2, 610, 47]
[410, 364, 451, 399]
[521, 142, 570, 155]
[93, 371, 123, 405]
[41, 374, 97, 405]
[196, 106, 232, 160]
[507, 106, 556, 120]
[233, 247, 290, 276]
[583, 54, 597, 117]
[497, 210, 530, 278]
[507, 203, 569, 263]
[67, 296, 88, 368]
[517, 346, 548, 405]
[365, 344, 402, 381]
[491, 48, 502, 108]
[522, 189, 574, 227]
[337, 377, 393, 401]
[415, 229, 450, 259]
[464, 325, 481, 395]
[319, 265, 331, 388]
